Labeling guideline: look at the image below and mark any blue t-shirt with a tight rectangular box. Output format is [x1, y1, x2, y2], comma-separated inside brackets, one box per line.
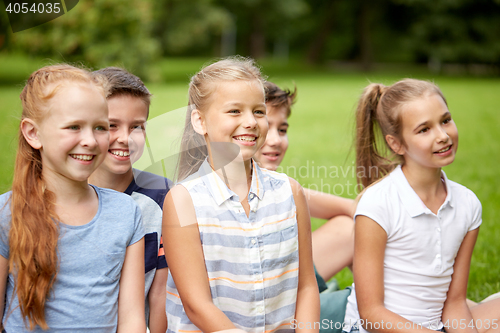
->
[0, 186, 144, 332]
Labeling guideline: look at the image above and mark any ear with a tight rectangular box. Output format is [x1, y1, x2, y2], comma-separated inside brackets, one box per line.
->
[386, 134, 405, 155]
[191, 109, 207, 136]
[21, 118, 42, 149]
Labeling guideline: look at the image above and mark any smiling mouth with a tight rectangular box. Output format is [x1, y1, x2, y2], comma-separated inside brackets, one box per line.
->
[233, 136, 257, 142]
[434, 145, 452, 154]
[110, 150, 130, 157]
[70, 154, 94, 161]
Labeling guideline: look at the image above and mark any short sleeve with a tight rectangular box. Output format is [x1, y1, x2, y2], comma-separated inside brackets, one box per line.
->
[157, 236, 168, 269]
[128, 202, 145, 247]
[355, 185, 393, 237]
[0, 193, 12, 259]
[468, 191, 482, 231]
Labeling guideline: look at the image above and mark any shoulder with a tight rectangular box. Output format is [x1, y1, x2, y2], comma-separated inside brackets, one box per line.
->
[163, 184, 193, 210]
[94, 186, 139, 214]
[131, 169, 172, 191]
[259, 167, 291, 190]
[355, 175, 398, 234]
[0, 191, 12, 226]
[447, 179, 481, 209]
[0, 192, 12, 212]
[129, 169, 173, 207]
[358, 174, 396, 206]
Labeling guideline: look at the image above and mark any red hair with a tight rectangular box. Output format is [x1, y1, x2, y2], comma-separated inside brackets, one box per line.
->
[9, 64, 107, 329]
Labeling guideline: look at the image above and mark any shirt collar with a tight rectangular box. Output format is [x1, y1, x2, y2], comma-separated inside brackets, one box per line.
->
[198, 158, 265, 206]
[390, 165, 453, 218]
[250, 160, 265, 200]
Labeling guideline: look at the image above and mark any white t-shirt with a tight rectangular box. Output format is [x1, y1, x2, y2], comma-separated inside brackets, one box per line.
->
[343, 165, 482, 333]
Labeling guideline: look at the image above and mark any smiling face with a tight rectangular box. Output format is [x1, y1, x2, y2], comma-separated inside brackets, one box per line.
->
[254, 104, 289, 171]
[199, 80, 268, 162]
[36, 83, 109, 185]
[97, 94, 148, 177]
[392, 93, 458, 171]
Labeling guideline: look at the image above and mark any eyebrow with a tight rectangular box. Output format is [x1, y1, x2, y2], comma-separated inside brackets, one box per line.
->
[223, 102, 266, 108]
[414, 111, 451, 131]
[109, 117, 147, 123]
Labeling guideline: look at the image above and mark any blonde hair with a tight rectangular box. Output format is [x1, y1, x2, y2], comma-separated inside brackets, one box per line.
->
[355, 78, 447, 188]
[176, 57, 266, 181]
[9, 64, 107, 330]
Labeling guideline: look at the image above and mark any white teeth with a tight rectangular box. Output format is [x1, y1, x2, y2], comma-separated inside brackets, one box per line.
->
[111, 150, 130, 157]
[437, 146, 451, 153]
[71, 154, 93, 161]
[234, 136, 256, 142]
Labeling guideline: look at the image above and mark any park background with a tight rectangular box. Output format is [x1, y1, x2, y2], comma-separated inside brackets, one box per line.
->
[0, 0, 499, 301]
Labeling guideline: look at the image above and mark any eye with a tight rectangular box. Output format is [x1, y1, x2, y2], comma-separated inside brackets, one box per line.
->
[229, 109, 240, 114]
[95, 125, 108, 131]
[132, 124, 145, 130]
[109, 124, 118, 129]
[254, 109, 266, 115]
[442, 117, 452, 125]
[418, 127, 429, 134]
[279, 128, 288, 135]
[68, 125, 80, 130]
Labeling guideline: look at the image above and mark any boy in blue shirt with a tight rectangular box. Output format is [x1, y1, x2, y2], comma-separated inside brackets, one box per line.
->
[90, 67, 170, 333]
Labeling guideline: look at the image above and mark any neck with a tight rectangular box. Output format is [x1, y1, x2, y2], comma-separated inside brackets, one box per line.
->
[89, 168, 134, 193]
[211, 154, 252, 193]
[42, 169, 94, 205]
[401, 160, 446, 213]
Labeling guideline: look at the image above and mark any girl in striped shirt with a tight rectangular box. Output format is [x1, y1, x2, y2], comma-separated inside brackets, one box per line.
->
[162, 57, 320, 333]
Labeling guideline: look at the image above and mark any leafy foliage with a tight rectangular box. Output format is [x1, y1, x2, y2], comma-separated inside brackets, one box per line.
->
[9, 0, 160, 78]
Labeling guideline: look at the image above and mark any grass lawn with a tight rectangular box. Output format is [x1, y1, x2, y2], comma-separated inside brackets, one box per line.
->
[0, 54, 499, 301]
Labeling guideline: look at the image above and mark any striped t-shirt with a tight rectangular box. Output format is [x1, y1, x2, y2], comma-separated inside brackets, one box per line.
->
[166, 159, 298, 333]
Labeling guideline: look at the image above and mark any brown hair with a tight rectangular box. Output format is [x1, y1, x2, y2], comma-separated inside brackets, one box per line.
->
[176, 57, 266, 181]
[93, 67, 152, 110]
[355, 78, 447, 188]
[9, 64, 107, 330]
[264, 81, 297, 117]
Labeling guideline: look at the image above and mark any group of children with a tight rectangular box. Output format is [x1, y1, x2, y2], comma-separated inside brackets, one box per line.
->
[0, 57, 499, 333]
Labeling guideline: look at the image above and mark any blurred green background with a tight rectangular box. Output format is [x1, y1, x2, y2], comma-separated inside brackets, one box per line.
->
[0, 0, 499, 300]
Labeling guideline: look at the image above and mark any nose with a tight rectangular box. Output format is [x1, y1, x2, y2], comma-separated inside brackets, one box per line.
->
[243, 111, 258, 129]
[436, 125, 449, 143]
[81, 128, 98, 148]
[266, 128, 282, 147]
[116, 127, 129, 145]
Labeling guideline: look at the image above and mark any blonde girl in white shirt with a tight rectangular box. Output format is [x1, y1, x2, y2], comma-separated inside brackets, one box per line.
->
[343, 79, 500, 333]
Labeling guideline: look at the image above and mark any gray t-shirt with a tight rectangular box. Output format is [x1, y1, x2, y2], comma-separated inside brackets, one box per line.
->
[0, 186, 144, 332]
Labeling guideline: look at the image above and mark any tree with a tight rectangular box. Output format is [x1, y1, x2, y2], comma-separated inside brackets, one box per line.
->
[10, 0, 160, 78]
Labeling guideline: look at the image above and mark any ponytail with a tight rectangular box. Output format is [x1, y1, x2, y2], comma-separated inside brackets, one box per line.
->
[176, 104, 208, 182]
[9, 133, 59, 330]
[355, 83, 396, 188]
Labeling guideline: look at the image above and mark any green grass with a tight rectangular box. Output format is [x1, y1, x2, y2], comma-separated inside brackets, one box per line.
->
[1, 54, 499, 301]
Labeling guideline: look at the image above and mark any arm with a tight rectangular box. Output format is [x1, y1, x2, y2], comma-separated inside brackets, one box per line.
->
[163, 185, 244, 333]
[148, 267, 168, 333]
[441, 228, 479, 333]
[117, 238, 146, 333]
[303, 188, 355, 219]
[0, 255, 8, 330]
[290, 178, 321, 333]
[354, 216, 435, 333]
